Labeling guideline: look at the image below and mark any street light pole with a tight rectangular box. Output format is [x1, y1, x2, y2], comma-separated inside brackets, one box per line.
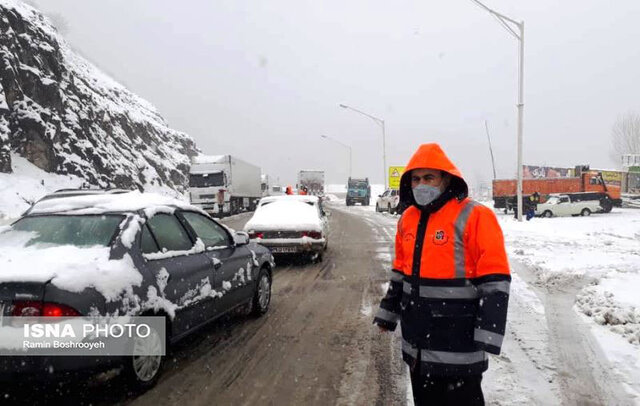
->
[471, 0, 525, 221]
[320, 135, 352, 177]
[339, 104, 387, 189]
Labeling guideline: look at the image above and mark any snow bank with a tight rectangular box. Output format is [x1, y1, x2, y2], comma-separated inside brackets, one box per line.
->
[0, 154, 84, 219]
[0, 154, 188, 219]
[498, 207, 640, 397]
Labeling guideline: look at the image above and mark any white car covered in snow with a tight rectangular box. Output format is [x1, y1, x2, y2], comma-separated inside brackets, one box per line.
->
[244, 195, 329, 261]
[535, 194, 602, 217]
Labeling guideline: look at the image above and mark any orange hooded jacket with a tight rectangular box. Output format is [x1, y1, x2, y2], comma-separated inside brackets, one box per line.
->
[374, 143, 511, 377]
[394, 143, 510, 280]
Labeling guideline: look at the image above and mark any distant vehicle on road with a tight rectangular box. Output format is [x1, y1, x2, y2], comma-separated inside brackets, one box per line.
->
[375, 188, 399, 214]
[346, 177, 370, 206]
[298, 170, 325, 196]
[189, 155, 262, 217]
[535, 194, 602, 217]
[244, 195, 329, 262]
[493, 166, 621, 213]
[0, 189, 274, 390]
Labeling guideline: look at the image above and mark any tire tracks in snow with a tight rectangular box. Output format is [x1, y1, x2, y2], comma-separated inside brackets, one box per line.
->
[512, 260, 630, 405]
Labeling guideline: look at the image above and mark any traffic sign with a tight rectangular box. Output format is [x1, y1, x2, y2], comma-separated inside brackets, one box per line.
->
[388, 166, 405, 190]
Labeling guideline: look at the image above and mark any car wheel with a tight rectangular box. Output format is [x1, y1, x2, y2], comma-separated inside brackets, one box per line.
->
[251, 268, 271, 317]
[543, 210, 553, 218]
[123, 317, 167, 392]
[581, 208, 591, 216]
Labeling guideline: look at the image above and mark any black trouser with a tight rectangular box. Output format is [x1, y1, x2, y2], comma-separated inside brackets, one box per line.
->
[410, 368, 484, 406]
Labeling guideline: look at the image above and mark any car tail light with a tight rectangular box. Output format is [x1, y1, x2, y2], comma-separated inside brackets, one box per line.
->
[248, 231, 264, 239]
[302, 231, 322, 239]
[11, 301, 81, 317]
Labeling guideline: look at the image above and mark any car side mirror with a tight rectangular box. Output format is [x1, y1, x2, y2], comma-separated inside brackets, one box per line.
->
[234, 231, 250, 246]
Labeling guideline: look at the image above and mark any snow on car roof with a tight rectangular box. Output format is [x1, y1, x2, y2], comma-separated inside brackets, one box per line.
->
[28, 191, 197, 216]
[258, 195, 319, 206]
[244, 200, 322, 231]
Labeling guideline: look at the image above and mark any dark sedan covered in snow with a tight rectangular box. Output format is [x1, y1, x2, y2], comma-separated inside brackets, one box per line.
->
[0, 189, 274, 389]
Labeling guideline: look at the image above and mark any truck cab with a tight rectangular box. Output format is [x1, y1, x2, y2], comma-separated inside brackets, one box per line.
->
[346, 177, 371, 206]
[189, 170, 227, 213]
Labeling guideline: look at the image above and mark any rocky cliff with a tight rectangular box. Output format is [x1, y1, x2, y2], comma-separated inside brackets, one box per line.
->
[0, 0, 199, 191]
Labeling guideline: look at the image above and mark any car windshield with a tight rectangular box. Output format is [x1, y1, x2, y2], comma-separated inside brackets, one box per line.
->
[1, 215, 125, 248]
[547, 197, 559, 205]
[189, 172, 225, 188]
[349, 182, 368, 189]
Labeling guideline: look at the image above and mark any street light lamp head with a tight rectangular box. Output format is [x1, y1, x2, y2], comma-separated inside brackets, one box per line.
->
[320, 135, 327, 139]
[339, 104, 348, 109]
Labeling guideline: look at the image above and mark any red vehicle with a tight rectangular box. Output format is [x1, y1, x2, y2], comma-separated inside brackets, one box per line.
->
[493, 167, 621, 213]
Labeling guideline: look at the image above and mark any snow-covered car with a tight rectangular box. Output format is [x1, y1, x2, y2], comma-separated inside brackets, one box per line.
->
[535, 194, 602, 217]
[0, 189, 274, 389]
[375, 188, 399, 214]
[244, 195, 329, 261]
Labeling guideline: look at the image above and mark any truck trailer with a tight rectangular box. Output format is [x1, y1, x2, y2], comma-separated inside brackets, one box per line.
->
[298, 170, 325, 195]
[189, 155, 262, 216]
[492, 166, 622, 213]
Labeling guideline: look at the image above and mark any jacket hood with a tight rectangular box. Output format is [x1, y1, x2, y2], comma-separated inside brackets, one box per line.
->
[398, 143, 469, 210]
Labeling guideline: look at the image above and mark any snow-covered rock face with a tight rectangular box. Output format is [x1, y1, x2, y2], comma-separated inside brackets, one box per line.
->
[0, 0, 198, 190]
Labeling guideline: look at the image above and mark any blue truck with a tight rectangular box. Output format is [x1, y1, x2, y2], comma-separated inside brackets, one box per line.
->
[346, 177, 371, 206]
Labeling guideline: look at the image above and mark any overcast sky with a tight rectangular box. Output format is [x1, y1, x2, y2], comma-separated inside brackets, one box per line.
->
[34, 0, 640, 188]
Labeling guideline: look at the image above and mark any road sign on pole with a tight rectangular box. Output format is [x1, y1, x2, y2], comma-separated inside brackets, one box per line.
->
[388, 166, 405, 190]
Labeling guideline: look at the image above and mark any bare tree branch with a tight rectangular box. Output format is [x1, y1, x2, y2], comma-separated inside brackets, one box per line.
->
[611, 111, 640, 164]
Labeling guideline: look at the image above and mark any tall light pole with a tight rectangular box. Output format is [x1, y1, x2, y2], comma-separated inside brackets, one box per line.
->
[471, 0, 525, 221]
[339, 104, 387, 189]
[320, 135, 352, 178]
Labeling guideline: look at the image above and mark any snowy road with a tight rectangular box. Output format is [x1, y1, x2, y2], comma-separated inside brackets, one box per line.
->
[329, 203, 635, 406]
[1, 202, 636, 405]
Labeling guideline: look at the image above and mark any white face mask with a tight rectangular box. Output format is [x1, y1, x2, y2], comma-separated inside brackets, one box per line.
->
[412, 184, 442, 206]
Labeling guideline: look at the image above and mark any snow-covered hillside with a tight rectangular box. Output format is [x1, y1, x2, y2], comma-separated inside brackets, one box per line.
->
[0, 154, 187, 219]
[0, 0, 198, 191]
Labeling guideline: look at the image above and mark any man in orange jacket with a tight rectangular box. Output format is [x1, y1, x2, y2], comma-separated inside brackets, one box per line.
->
[373, 143, 510, 405]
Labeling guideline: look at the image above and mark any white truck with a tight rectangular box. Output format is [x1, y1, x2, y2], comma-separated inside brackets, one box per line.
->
[298, 170, 325, 195]
[535, 194, 602, 218]
[189, 155, 262, 216]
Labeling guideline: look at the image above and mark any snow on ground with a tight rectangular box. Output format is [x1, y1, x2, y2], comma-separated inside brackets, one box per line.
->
[335, 202, 560, 405]
[0, 154, 84, 219]
[335, 200, 640, 403]
[0, 154, 188, 220]
[495, 205, 640, 401]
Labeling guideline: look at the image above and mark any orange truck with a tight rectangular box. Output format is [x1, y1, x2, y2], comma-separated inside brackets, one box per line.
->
[492, 167, 621, 213]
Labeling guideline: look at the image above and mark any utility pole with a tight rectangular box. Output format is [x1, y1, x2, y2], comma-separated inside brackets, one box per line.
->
[471, 0, 525, 221]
